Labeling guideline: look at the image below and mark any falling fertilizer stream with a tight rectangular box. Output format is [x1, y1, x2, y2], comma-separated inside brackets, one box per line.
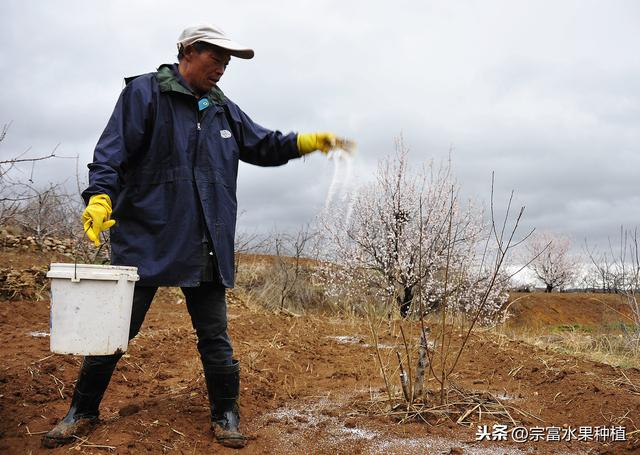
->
[323, 144, 358, 225]
[323, 153, 343, 212]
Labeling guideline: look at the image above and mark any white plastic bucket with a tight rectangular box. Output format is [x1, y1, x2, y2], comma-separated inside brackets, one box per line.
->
[47, 263, 139, 355]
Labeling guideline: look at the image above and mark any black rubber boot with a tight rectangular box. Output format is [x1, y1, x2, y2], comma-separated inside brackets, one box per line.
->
[205, 360, 246, 449]
[42, 356, 118, 448]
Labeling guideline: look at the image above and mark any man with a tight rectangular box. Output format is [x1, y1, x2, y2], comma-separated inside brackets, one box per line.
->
[43, 24, 346, 449]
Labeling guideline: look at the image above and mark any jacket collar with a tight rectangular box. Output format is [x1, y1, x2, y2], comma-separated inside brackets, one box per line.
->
[156, 63, 226, 105]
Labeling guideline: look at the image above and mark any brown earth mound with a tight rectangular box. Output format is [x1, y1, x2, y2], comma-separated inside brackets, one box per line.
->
[507, 292, 634, 330]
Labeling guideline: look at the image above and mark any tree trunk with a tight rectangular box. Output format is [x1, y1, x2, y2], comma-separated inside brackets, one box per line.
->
[399, 286, 414, 318]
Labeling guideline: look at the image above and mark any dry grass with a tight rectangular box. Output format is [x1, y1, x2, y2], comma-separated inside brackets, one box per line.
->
[234, 257, 330, 313]
[363, 383, 533, 427]
[496, 323, 640, 369]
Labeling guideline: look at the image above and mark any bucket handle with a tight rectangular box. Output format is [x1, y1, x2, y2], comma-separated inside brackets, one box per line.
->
[72, 225, 109, 282]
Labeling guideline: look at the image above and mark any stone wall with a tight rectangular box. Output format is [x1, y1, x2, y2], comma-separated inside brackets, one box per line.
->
[0, 232, 75, 256]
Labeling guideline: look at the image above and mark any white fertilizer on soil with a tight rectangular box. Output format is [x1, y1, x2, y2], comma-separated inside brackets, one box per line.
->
[336, 427, 379, 440]
[326, 335, 394, 349]
[261, 394, 586, 455]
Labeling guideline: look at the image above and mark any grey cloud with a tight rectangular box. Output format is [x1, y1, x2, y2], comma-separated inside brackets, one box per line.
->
[1, 0, 638, 253]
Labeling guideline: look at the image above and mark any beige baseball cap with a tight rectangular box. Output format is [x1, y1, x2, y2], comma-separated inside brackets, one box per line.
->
[177, 24, 254, 59]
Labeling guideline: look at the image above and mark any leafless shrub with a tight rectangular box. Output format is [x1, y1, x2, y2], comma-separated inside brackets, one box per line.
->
[236, 226, 328, 313]
[273, 227, 319, 312]
[586, 227, 640, 349]
[584, 230, 633, 294]
[234, 224, 268, 278]
[0, 122, 79, 240]
[12, 183, 76, 247]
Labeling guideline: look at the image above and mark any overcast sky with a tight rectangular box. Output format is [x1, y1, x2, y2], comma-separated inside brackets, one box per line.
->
[1, 0, 638, 253]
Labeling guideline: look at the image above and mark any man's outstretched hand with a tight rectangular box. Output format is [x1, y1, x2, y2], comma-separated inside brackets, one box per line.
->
[82, 194, 116, 246]
[297, 132, 355, 155]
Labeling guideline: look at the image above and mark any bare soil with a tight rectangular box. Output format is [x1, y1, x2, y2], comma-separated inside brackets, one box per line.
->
[1, 248, 639, 454]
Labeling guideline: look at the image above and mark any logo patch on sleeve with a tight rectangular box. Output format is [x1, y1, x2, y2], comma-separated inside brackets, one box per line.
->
[220, 130, 232, 139]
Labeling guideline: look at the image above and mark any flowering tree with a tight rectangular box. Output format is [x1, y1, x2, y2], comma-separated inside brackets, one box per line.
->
[316, 139, 508, 323]
[315, 138, 529, 412]
[526, 231, 576, 292]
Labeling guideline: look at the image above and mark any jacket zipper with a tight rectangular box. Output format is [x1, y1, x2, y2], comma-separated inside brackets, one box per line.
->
[195, 98, 202, 169]
[196, 96, 203, 131]
[193, 97, 220, 283]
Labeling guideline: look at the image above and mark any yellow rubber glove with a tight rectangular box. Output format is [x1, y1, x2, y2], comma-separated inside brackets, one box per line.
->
[82, 194, 116, 246]
[297, 132, 337, 155]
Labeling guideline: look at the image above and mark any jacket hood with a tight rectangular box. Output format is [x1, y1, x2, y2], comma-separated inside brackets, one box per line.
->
[155, 63, 226, 105]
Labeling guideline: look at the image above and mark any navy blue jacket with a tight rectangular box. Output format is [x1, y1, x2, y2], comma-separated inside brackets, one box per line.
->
[82, 64, 300, 287]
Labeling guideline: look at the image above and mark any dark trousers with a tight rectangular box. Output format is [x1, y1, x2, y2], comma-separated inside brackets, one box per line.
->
[84, 282, 234, 373]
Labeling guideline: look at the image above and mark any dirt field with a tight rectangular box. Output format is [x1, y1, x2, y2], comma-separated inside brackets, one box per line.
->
[1, 248, 640, 454]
